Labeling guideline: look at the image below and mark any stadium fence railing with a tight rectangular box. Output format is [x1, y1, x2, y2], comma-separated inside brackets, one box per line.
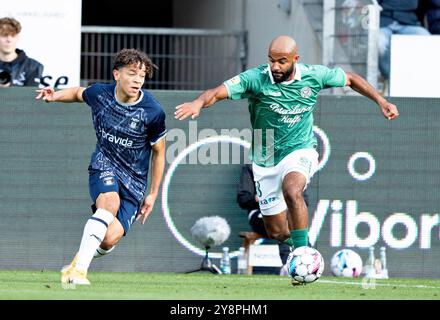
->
[80, 26, 247, 90]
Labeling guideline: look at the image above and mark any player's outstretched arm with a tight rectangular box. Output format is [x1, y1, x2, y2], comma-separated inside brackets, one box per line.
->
[174, 84, 229, 120]
[35, 87, 86, 103]
[345, 71, 399, 120]
[138, 137, 166, 225]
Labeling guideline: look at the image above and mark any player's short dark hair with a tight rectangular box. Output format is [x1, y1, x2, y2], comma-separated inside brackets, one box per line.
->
[113, 49, 158, 78]
[0, 17, 21, 36]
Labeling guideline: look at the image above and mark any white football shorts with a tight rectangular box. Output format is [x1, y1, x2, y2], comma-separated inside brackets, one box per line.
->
[252, 148, 319, 216]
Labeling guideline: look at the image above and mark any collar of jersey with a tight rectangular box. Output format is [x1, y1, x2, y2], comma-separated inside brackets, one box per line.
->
[268, 63, 302, 85]
[114, 86, 144, 106]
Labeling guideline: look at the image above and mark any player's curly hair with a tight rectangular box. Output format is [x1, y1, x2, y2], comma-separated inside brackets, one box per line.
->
[113, 48, 158, 79]
[0, 17, 22, 36]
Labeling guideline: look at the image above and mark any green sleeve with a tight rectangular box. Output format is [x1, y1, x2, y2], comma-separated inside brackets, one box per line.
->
[223, 68, 261, 100]
[315, 65, 347, 89]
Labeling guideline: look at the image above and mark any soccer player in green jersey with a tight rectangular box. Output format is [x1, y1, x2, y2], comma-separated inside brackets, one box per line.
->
[175, 35, 399, 257]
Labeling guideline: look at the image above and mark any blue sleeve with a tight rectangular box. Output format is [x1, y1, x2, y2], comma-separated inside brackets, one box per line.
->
[148, 108, 167, 145]
[82, 83, 103, 107]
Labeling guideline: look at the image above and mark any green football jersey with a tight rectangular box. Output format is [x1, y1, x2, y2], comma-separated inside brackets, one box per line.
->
[223, 63, 346, 167]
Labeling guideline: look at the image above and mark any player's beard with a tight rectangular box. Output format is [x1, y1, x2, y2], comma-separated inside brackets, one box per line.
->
[272, 63, 295, 83]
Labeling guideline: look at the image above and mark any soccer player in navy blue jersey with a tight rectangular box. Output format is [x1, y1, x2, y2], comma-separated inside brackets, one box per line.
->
[36, 49, 167, 285]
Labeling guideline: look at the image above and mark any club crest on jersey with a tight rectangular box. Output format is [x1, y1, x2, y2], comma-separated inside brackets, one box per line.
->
[300, 86, 312, 98]
[129, 116, 140, 130]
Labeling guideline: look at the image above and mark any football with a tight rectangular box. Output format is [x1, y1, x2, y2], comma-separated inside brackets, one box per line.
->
[330, 249, 363, 277]
[286, 246, 324, 285]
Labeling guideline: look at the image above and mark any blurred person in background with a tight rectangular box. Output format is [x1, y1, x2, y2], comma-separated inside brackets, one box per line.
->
[378, 0, 430, 86]
[420, 0, 440, 34]
[0, 17, 43, 87]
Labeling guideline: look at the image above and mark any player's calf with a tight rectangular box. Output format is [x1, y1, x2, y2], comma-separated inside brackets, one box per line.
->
[74, 208, 115, 271]
[265, 228, 290, 243]
[94, 245, 115, 258]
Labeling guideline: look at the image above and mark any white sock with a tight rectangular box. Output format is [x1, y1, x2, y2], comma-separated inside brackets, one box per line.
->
[93, 246, 115, 258]
[75, 208, 114, 271]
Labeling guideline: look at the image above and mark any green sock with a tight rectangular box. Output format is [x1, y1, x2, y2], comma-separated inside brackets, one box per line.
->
[283, 237, 295, 247]
[290, 229, 308, 248]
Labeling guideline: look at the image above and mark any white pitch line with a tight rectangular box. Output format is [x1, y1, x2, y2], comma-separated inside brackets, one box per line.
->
[317, 279, 440, 289]
[204, 276, 440, 290]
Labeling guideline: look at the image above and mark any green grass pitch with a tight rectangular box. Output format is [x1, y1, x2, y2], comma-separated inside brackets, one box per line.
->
[0, 270, 439, 300]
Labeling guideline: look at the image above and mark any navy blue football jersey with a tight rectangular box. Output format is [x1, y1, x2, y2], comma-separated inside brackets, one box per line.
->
[82, 83, 166, 202]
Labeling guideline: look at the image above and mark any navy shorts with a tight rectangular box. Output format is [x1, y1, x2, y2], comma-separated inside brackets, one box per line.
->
[89, 168, 141, 236]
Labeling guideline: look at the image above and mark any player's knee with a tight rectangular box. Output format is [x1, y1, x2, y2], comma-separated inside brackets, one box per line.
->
[96, 192, 120, 215]
[284, 188, 304, 206]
